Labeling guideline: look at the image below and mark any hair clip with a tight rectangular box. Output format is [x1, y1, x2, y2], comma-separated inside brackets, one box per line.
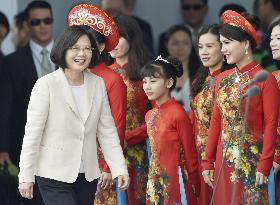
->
[155, 55, 169, 64]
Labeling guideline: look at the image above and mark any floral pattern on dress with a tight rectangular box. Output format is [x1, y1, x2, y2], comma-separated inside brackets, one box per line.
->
[273, 70, 280, 159]
[112, 67, 149, 204]
[191, 75, 216, 160]
[146, 109, 170, 205]
[94, 142, 117, 205]
[217, 71, 268, 203]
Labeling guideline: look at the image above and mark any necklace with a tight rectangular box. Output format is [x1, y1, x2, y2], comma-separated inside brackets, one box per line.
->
[234, 64, 259, 83]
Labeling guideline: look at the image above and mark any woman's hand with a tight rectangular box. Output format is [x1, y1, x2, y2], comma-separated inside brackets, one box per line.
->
[202, 170, 214, 188]
[117, 174, 130, 191]
[98, 172, 113, 190]
[273, 162, 280, 175]
[255, 172, 268, 186]
[18, 182, 34, 199]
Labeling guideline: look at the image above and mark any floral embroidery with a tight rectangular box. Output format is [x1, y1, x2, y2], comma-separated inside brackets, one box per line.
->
[217, 71, 268, 203]
[146, 109, 170, 205]
[191, 75, 216, 160]
[112, 66, 149, 204]
[273, 71, 280, 159]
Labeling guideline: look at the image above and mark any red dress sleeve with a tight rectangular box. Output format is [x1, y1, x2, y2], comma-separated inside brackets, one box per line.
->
[202, 78, 222, 171]
[256, 74, 280, 175]
[102, 79, 127, 173]
[125, 110, 151, 145]
[176, 110, 200, 195]
[189, 109, 196, 136]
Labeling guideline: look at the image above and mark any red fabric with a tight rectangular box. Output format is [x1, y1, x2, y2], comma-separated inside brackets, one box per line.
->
[110, 61, 149, 205]
[91, 63, 127, 173]
[220, 10, 260, 46]
[188, 69, 221, 205]
[68, 4, 119, 52]
[145, 99, 199, 205]
[202, 61, 279, 204]
[272, 70, 280, 205]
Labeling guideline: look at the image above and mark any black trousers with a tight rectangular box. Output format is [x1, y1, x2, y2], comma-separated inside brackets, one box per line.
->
[36, 174, 98, 205]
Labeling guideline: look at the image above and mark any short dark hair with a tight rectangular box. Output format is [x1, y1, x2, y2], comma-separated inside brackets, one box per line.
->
[50, 25, 100, 69]
[25, 0, 53, 19]
[0, 11, 10, 36]
[220, 12, 260, 49]
[14, 11, 28, 30]
[219, 3, 247, 17]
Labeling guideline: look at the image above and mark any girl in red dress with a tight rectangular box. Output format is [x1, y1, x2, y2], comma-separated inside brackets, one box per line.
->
[270, 19, 280, 205]
[109, 15, 151, 205]
[202, 10, 280, 204]
[127, 56, 200, 204]
[190, 24, 232, 205]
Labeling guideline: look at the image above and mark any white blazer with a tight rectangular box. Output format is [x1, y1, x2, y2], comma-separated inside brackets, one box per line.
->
[19, 68, 128, 183]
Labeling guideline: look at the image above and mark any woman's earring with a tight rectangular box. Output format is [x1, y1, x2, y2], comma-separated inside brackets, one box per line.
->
[245, 49, 248, 55]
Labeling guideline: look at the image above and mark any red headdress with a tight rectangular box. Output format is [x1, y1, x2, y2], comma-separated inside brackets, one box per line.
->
[220, 10, 260, 46]
[68, 4, 119, 52]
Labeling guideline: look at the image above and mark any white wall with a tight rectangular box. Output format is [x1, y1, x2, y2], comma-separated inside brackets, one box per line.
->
[1, 0, 255, 55]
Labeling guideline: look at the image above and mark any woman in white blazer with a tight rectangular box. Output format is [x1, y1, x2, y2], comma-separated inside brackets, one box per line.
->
[18, 25, 129, 205]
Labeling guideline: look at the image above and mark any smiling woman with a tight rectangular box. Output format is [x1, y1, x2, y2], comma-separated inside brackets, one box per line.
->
[18, 25, 130, 205]
[202, 10, 280, 205]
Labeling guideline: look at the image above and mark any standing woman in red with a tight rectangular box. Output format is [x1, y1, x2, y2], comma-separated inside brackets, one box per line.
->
[67, 4, 127, 204]
[202, 10, 280, 204]
[109, 15, 151, 205]
[190, 24, 231, 205]
[270, 19, 280, 205]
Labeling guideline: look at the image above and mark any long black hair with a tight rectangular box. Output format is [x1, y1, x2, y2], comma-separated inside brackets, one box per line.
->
[141, 56, 183, 90]
[192, 24, 232, 97]
[164, 25, 200, 81]
[114, 14, 151, 81]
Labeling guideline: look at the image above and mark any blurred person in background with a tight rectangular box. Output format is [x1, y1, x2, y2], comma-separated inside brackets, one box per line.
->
[0, 11, 10, 62]
[0, 1, 56, 204]
[101, 0, 154, 56]
[164, 25, 200, 113]
[11, 11, 30, 50]
[158, 0, 208, 56]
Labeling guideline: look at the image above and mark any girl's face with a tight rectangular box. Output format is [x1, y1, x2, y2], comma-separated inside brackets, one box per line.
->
[109, 37, 130, 59]
[143, 75, 171, 104]
[166, 30, 192, 62]
[220, 34, 247, 65]
[65, 35, 92, 71]
[198, 33, 223, 68]
[270, 25, 280, 60]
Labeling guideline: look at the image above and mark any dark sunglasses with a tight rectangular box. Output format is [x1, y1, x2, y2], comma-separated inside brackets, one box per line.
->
[182, 4, 204, 11]
[29, 17, 53, 26]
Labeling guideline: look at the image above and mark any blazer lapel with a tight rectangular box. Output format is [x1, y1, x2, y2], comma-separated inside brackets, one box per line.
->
[84, 71, 95, 123]
[57, 68, 82, 120]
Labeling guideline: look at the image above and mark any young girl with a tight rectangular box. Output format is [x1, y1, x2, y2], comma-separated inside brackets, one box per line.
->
[190, 24, 232, 205]
[109, 14, 151, 205]
[270, 19, 280, 205]
[202, 10, 279, 204]
[127, 56, 200, 204]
